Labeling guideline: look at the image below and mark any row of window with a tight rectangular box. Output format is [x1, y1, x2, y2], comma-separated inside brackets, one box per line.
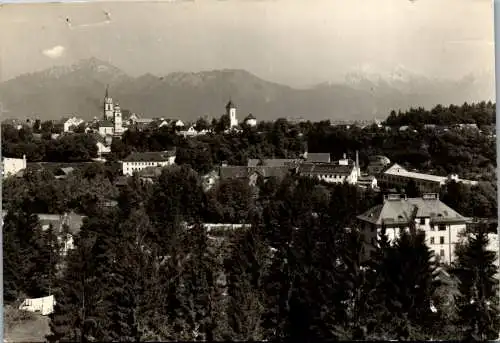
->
[126, 161, 160, 166]
[430, 236, 445, 245]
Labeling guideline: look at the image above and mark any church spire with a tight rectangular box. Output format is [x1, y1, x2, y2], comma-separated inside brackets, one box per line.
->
[105, 84, 109, 98]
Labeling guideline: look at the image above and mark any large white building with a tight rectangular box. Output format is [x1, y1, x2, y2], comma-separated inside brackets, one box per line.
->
[1, 155, 27, 178]
[62, 116, 85, 133]
[297, 153, 361, 185]
[378, 163, 478, 193]
[357, 193, 469, 264]
[121, 150, 176, 176]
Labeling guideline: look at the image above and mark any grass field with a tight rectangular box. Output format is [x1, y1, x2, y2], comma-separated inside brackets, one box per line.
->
[4, 306, 50, 343]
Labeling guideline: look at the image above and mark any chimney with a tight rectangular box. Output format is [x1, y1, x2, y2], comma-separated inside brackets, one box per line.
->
[343, 153, 346, 159]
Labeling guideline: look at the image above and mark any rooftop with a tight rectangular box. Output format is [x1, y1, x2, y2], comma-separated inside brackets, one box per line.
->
[299, 162, 354, 176]
[383, 163, 477, 184]
[123, 150, 176, 162]
[305, 152, 331, 163]
[357, 193, 467, 226]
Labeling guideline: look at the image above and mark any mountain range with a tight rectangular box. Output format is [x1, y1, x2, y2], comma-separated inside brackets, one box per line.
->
[0, 57, 494, 122]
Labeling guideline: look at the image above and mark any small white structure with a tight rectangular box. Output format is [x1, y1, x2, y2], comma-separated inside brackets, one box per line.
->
[1, 155, 27, 178]
[174, 120, 185, 128]
[244, 113, 257, 127]
[121, 150, 176, 176]
[178, 125, 198, 137]
[19, 295, 55, 316]
[62, 117, 85, 133]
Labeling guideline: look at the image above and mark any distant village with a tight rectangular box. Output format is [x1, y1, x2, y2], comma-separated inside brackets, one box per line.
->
[2, 86, 497, 322]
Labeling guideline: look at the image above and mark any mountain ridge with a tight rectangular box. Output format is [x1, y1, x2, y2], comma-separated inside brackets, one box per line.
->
[0, 58, 494, 122]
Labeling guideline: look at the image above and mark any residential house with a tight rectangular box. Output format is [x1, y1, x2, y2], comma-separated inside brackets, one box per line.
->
[121, 150, 176, 176]
[97, 120, 115, 136]
[37, 212, 85, 257]
[357, 193, 469, 264]
[62, 117, 85, 133]
[298, 162, 358, 184]
[174, 120, 185, 128]
[136, 166, 164, 183]
[19, 295, 55, 316]
[178, 125, 198, 137]
[378, 163, 478, 193]
[1, 155, 27, 178]
[244, 113, 257, 127]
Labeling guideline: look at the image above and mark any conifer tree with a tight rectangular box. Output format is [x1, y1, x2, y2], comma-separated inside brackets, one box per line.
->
[224, 224, 269, 341]
[453, 228, 500, 340]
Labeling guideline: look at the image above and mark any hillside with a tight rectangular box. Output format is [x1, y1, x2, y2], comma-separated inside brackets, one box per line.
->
[0, 58, 494, 122]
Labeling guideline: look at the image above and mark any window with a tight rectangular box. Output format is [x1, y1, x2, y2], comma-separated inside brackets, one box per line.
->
[440, 249, 445, 257]
[430, 223, 435, 231]
[430, 237, 435, 245]
[438, 224, 446, 231]
[440, 236, 445, 244]
[420, 218, 425, 225]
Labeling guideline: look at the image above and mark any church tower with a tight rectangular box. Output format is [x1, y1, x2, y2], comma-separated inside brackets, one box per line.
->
[104, 85, 114, 121]
[226, 100, 238, 128]
[113, 103, 123, 135]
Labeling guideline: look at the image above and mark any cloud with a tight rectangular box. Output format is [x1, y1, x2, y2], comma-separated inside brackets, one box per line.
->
[42, 45, 65, 59]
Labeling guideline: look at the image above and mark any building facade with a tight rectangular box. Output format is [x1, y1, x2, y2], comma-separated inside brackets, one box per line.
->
[2, 155, 27, 178]
[357, 193, 469, 264]
[378, 163, 478, 193]
[121, 150, 176, 176]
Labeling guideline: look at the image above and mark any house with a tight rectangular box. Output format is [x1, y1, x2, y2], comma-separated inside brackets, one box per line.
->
[62, 117, 85, 133]
[174, 120, 185, 128]
[357, 193, 469, 264]
[298, 162, 358, 184]
[97, 120, 115, 136]
[244, 113, 257, 127]
[304, 152, 331, 164]
[121, 150, 176, 176]
[358, 175, 378, 189]
[1, 155, 27, 178]
[37, 212, 85, 257]
[378, 163, 478, 193]
[19, 295, 55, 316]
[178, 125, 198, 137]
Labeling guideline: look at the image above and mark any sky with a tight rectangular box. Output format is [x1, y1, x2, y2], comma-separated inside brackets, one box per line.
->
[0, 0, 495, 87]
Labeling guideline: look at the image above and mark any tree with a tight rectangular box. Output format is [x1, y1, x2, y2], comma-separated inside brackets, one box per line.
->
[453, 227, 500, 340]
[223, 224, 270, 340]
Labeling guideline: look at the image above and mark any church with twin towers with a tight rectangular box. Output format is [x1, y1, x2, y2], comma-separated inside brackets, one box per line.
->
[102, 85, 123, 136]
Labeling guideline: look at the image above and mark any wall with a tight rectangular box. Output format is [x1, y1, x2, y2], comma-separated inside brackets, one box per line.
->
[122, 156, 176, 176]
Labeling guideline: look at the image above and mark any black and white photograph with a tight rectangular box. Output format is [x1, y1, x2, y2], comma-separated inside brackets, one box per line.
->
[0, 0, 498, 341]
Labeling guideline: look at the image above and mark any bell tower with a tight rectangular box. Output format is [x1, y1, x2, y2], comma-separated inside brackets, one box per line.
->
[113, 103, 123, 135]
[104, 85, 114, 120]
[226, 99, 238, 128]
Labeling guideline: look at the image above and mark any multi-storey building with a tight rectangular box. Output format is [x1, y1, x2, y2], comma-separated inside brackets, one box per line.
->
[357, 193, 469, 264]
[121, 150, 176, 176]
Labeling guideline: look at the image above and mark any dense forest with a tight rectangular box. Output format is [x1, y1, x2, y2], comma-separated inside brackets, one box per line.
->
[4, 166, 499, 341]
[2, 102, 499, 340]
